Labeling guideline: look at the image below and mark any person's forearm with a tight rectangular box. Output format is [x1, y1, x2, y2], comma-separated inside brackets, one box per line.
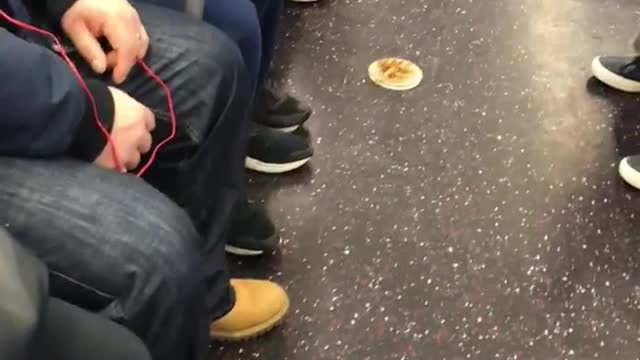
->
[0, 28, 114, 159]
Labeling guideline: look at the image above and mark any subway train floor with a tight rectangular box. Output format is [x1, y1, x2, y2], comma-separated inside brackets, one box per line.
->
[212, 0, 640, 359]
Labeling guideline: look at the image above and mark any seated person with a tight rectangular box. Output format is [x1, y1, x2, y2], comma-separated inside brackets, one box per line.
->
[0, 228, 151, 360]
[0, 1, 288, 359]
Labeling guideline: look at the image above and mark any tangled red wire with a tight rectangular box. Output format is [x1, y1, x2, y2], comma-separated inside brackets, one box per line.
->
[0, 9, 176, 177]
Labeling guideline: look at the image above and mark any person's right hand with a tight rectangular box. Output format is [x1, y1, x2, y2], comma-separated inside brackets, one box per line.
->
[94, 87, 155, 172]
[61, 0, 149, 84]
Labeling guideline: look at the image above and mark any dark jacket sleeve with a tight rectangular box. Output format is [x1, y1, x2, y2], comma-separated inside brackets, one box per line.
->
[0, 28, 114, 160]
[0, 228, 48, 360]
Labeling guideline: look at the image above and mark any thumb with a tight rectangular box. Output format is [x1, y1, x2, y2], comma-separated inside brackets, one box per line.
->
[66, 20, 107, 73]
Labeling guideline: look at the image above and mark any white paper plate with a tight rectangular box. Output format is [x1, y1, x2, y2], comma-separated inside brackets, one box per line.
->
[368, 57, 423, 91]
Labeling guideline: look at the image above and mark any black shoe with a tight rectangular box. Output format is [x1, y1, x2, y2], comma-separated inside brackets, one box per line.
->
[245, 124, 313, 174]
[253, 86, 311, 132]
[592, 56, 640, 93]
[291, 125, 312, 143]
[619, 155, 640, 190]
[226, 200, 279, 256]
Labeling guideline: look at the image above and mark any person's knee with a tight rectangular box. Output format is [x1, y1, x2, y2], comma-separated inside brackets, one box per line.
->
[176, 25, 250, 143]
[193, 25, 247, 91]
[203, 0, 260, 45]
[133, 3, 251, 144]
[135, 212, 204, 296]
[137, 2, 247, 89]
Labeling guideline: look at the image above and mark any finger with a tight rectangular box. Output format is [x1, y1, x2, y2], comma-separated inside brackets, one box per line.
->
[128, 10, 148, 59]
[138, 132, 152, 154]
[64, 20, 107, 73]
[104, 25, 138, 84]
[124, 151, 142, 170]
[112, 48, 137, 84]
[106, 145, 125, 172]
[106, 51, 118, 70]
[145, 110, 156, 131]
[137, 25, 150, 59]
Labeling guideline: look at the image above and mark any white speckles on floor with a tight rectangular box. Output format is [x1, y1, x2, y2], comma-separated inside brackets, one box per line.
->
[215, 0, 640, 359]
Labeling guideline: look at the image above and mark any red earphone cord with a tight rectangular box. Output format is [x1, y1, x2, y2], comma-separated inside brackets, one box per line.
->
[0, 10, 176, 177]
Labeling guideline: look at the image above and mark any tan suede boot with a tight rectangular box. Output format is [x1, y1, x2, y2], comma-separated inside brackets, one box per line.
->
[210, 279, 289, 341]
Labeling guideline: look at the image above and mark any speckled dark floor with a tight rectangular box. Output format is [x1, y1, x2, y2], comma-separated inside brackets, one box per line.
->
[212, 0, 640, 359]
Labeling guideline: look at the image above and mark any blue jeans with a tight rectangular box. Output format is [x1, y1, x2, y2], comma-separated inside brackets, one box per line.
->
[0, 4, 251, 360]
[203, 0, 284, 86]
[250, 0, 283, 85]
[141, 0, 283, 88]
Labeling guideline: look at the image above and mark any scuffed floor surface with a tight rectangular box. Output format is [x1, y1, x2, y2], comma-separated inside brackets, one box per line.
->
[212, 0, 640, 358]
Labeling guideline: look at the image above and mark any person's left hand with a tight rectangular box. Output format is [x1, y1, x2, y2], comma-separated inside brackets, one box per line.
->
[61, 0, 149, 84]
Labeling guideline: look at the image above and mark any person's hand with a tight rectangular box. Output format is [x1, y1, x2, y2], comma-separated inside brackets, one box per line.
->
[61, 0, 149, 84]
[94, 87, 155, 171]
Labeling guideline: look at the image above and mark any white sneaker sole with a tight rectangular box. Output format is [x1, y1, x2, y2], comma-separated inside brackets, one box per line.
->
[275, 125, 299, 133]
[619, 157, 640, 190]
[245, 156, 311, 174]
[225, 235, 281, 256]
[225, 245, 264, 256]
[592, 56, 640, 93]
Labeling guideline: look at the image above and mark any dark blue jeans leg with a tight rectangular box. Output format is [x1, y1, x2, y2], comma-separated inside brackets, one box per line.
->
[137, 0, 262, 88]
[117, 3, 252, 254]
[202, 0, 262, 87]
[119, 5, 252, 296]
[250, 0, 283, 85]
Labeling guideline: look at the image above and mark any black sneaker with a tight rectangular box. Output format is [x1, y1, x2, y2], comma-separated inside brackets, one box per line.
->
[226, 199, 279, 256]
[253, 86, 311, 132]
[291, 124, 312, 143]
[245, 124, 313, 174]
[619, 155, 640, 190]
[592, 56, 640, 93]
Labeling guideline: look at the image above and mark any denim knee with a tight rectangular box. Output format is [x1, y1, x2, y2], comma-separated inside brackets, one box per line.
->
[171, 25, 250, 145]
[201, 0, 262, 83]
[193, 25, 247, 95]
[129, 215, 205, 304]
[203, 0, 260, 44]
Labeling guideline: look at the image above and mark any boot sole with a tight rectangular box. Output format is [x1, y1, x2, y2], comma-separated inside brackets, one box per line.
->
[210, 297, 290, 341]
